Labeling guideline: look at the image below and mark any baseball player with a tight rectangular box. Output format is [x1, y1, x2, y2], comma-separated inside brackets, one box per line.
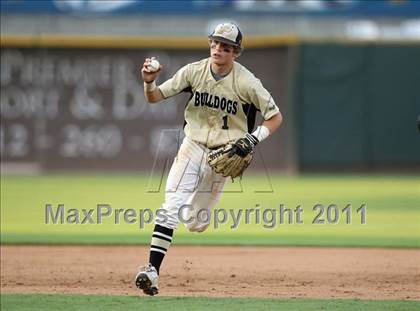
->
[135, 22, 283, 295]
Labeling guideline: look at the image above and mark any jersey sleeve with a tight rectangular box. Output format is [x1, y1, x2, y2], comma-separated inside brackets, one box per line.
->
[248, 78, 280, 120]
[158, 64, 191, 99]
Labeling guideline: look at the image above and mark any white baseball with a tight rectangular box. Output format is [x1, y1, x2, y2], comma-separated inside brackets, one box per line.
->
[148, 59, 160, 72]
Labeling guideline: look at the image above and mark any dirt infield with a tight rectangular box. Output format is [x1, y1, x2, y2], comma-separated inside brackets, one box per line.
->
[1, 246, 419, 300]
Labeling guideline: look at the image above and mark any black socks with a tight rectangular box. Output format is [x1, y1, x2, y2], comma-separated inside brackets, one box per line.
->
[149, 224, 173, 274]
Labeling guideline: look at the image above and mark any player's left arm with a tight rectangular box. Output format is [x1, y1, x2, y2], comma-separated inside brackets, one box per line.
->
[232, 111, 282, 157]
[261, 111, 283, 135]
[229, 80, 283, 157]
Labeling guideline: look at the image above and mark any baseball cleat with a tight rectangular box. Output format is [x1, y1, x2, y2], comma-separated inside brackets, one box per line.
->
[135, 264, 159, 296]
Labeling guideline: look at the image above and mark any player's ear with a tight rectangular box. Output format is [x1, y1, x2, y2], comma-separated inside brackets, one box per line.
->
[234, 46, 242, 58]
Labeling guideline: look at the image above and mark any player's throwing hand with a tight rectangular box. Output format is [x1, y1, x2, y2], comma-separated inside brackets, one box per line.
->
[141, 57, 162, 83]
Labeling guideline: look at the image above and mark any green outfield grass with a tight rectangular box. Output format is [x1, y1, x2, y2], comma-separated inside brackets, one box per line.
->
[1, 294, 419, 311]
[1, 174, 419, 247]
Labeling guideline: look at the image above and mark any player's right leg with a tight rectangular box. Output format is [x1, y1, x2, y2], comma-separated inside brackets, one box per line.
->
[135, 137, 203, 295]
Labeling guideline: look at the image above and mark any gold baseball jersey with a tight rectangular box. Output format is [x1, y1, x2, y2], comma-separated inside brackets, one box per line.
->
[158, 58, 279, 149]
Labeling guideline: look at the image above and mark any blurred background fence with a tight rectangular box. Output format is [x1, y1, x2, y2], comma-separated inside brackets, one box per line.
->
[1, 0, 420, 174]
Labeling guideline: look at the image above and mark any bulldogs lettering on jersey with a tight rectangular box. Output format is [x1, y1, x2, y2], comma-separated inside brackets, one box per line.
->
[194, 91, 238, 115]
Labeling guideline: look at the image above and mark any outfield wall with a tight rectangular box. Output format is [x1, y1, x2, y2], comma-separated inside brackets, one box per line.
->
[1, 37, 419, 173]
[0, 37, 297, 173]
[295, 42, 420, 170]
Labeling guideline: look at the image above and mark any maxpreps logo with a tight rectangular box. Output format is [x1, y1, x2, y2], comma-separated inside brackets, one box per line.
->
[194, 91, 238, 115]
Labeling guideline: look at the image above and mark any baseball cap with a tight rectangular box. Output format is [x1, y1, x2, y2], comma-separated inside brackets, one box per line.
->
[208, 22, 243, 47]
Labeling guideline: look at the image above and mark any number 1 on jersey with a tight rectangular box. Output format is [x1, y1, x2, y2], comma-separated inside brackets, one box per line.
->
[222, 115, 229, 130]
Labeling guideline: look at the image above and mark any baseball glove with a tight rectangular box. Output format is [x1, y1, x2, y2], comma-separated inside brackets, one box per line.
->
[207, 134, 259, 179]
